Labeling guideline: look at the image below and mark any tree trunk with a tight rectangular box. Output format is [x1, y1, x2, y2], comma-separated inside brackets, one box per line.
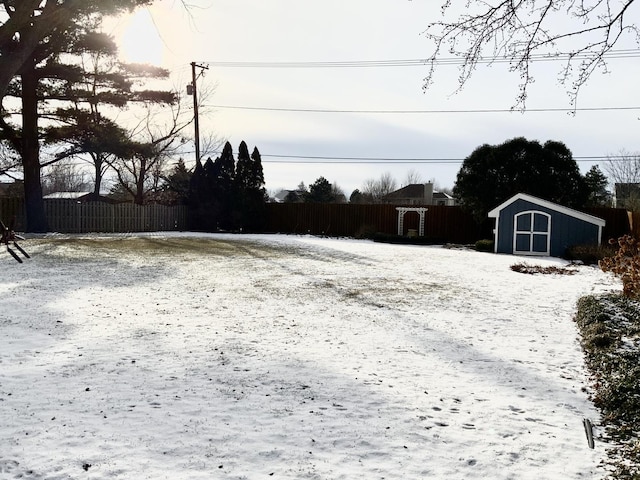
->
[134, 177, 145, 205]
[92, 153, 103, 198]
[21, 58, 48, 232]
[134, 158, 146, 205]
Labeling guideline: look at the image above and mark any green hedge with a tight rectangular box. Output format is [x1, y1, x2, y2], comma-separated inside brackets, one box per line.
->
[575, 294, 640, 478]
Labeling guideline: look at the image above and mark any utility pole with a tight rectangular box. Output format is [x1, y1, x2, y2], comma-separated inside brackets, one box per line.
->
[188, 62, 209, 167]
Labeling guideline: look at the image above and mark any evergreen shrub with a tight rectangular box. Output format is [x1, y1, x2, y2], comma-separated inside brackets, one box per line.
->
[574, 294, 640, 477]
[564, 243, 616, 265]
[474, 239, 494, 252]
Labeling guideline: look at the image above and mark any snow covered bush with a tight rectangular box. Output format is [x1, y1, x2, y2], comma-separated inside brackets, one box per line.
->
[599, 235, 640, 298]
[575, 294, 640, 478]
[564, 243, 616, 265]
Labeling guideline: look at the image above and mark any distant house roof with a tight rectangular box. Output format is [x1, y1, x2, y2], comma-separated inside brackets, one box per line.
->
[383, 183, 456, 206]
[273, 190, 290, 202]
[433, 191, 453, 201]
[385, 184, 426, 199]
[273, 189, 306, 203]
[43, 191, 120, 203]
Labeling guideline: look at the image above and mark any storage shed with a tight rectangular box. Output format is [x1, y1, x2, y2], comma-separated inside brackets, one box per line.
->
[487, 193, 606, 257]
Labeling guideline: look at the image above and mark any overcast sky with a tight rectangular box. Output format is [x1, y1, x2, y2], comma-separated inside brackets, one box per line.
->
[110, 0, 640, 195]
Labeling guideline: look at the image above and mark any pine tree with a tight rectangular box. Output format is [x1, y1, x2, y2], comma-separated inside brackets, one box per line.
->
[249, 146, 266, 192]
[213, 142, 236, 229]
[0, 2, 153, 100]
[160, 158, 191, 205]
[350, 189, 364, 204]
[43, 52, 174, 196]
[188, 141, 266, 232]
[190, 144, 235, 231]
[584, 165, 612, 207]
[188, 158, 212, 231]
[233, 144, 266, 231]
[235, 141, 252, 191]
[307, 177, 334, 203]
[215, 142, 236, 188]
[0, 0, 155, 231]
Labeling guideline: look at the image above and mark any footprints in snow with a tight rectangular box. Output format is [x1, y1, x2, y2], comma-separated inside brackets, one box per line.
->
[419, 397, 550, 431]
[419, 397, 476, 431]
[0, 459, 62, 479]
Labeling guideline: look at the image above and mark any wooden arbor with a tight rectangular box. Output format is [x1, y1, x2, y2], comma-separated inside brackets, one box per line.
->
[396, 207, 428, 236]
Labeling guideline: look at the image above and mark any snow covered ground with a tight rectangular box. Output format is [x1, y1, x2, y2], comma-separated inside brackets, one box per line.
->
[0, 233, 621, 479]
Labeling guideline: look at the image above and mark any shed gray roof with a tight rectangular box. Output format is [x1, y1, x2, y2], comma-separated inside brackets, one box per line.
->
[487, 193, 606, 227]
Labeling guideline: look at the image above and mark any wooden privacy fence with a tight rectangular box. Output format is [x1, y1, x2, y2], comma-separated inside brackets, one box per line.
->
[46, 201, 189, 233]
[265, 203, 492, 244]
[586, 207, 632, 242]
[265, 204, 632, 244]
[0, 197, 632, 242]
[626, 211, 640, 240]
[0, 198, 189, 233]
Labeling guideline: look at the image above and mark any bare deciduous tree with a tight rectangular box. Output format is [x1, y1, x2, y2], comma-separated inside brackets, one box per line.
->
[200, 131, 227, 160]
[41, 160, 91, 195]
[108, 97, 190, 204]
[0, 142, 21, 179]
[604, 150, 640, 209]
[362, 172, 398, 203]
[605, 150, 640, 184]
[424, 1, 639, 107]
[331, 182, 347, 203]
[402, 169, 424, 187]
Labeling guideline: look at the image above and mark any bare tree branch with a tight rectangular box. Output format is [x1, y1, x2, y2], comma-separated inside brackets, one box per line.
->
[424, 0, 639, 108]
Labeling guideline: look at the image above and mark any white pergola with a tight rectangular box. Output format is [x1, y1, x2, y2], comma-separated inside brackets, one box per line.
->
[396, 207, 428, 236]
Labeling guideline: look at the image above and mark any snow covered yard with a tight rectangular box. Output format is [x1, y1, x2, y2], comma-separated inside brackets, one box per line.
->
[0, 233, 620, 479]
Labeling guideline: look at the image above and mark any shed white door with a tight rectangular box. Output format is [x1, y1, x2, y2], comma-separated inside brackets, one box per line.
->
[513, 211, 551, 255]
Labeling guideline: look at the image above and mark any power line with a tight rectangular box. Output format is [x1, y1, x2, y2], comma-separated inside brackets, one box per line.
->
[189, 152, 623, 165]
[200, 49, 640, 69]
[205, 104, 640, 114]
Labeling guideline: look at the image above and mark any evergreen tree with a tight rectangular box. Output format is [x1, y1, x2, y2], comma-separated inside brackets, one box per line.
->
[201, 156, 223, 230]
[349, 189, 364, 204]
[239, 145, 267, 231]
[187, 141, 266, 232]
[188, 158, 214, 231]
[213, 142, 236, 229]
[0, 2, 153, 100]
[215, 142, 235, 183]
[39, 31, 175, 200]
[249, 146, 266, 191]
[232, 142, 267, 231]
[307, 176, 334, 203]
[160, 158, 191, 205]
[0, 0, 155, 232]
[190, 144, 236, 231]
[235, 141, 252, 191]
[584, 165, 612, 207]
[453, 137, 588, 221]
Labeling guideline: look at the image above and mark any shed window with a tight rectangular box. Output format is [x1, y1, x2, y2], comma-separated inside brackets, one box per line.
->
[513, 211, 551, 255]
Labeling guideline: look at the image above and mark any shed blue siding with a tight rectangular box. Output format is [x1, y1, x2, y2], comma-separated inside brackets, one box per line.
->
[495, 199, 600, 256]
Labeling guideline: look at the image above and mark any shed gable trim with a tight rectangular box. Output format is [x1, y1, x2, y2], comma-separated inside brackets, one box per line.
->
[487, 193, 606, 227]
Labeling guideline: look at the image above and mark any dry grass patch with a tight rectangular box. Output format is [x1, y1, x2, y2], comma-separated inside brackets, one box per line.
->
[510, 262, 577, 275]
